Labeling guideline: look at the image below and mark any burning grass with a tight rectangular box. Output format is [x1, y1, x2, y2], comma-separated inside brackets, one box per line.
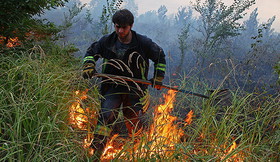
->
[0, 36, 21, 47]
[69, 88, 279, 161]
[0, 44, 279, 161]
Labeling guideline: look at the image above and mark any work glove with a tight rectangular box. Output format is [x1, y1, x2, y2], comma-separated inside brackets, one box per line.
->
[149, 76, 163, 90]
[82, 63, 96, 79]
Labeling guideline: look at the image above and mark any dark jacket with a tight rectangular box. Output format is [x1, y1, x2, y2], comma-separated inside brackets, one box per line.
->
[84, 30, 166, 95]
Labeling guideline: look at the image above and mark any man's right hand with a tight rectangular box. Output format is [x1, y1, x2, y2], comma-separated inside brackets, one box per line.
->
[150, 76, 164, 90]
[82, 63, 96, 79]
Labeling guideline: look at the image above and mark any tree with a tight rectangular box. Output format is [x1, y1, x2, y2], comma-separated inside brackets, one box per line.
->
[262, 16, 276, 38]
[192, 0, 256, 67]
[244, 8, 259, 37]
[100, 0, 123, 34]
[275, 61, 280, 84]
[122, 0, 138, 16]
[175, 7, 193, 73]
[177, 24, 190, 73]
[232, 8, 259, 60]
[175, 7, 193, 29]
[60, 1, 86, 42]
[0, 0, 68, 45]
[158, 5, 168, 22]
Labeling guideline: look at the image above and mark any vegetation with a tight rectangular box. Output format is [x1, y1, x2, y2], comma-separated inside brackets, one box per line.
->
[0, 0, 68, 45]
[0, 0, 279, 161]
[0, 44, 279, 161]
[42, 0, 279, 93]
[0, 43, 88, 161]
[192, 0, 256, 72]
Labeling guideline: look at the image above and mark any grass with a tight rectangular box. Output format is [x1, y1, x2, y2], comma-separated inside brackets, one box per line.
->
[0, 43, 279, 161]
[0, 43, 90, 161]
[172, 88, 279, 161]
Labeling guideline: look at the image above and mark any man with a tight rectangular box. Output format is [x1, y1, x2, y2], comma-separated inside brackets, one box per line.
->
[82, 9, 166, 159]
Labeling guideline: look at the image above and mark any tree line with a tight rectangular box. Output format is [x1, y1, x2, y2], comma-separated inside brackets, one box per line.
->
[1, 0, 279, 94]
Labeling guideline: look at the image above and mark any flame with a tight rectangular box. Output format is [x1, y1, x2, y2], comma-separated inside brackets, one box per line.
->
[184, 109, 194, 125]
[68, 89, 243, 161]
[101, 90, 187, 160]
[148, 90, 184, 153]
[101, 134, 124, 160]
[222, 141, 243, 161]
[227, 141, 237, 153]
[69, 89, 97, 150]
[69, 90, 89, 130]
[0, 31, 51, 48]
[0, 36, 21, 47]
[195, 133, 243, 161]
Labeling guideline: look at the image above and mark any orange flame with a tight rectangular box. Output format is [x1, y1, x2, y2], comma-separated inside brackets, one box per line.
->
[69, 89, 243, 161]
[185, 109, 194, 125]
[100, 90, 188, 160]
[196, 133, 243, 161]
[227, 141, 237, 153]
[68, 89, 97, 150]
[148, 90, 184, 152]
[0, 36, 21, 47]
[0, 30, 52, 48]
[222, 141, 243, 161]
[69, 90, 89, 130]
[101, 134, 124, 160]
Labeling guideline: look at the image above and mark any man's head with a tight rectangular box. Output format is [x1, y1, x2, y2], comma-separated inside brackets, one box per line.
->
[112, 9, 134, 26]
[112, 9, 134, 43]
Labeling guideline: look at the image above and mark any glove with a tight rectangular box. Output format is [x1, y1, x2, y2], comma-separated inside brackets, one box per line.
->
[82, 63, 96, 79]
[149, 76, 163, 90]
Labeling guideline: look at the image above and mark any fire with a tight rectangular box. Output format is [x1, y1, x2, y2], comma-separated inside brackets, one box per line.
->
[185, 109, 194, 125]
[227, 141, 237, 153]
[101, 134, 124, 160]
[69, 89, 243, 161]
[101, 90, 188, 159]
[0, 36, 21, 47]
[69, 90, 89, 130]
[147, 90, 184, 153]
[0, 31, 51, 48]
[222, 141, 243, 161]
[69, 89, 97, 150]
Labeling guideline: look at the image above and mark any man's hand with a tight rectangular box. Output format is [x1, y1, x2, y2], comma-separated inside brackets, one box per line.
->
[82, 63, 96, 79]
[150, 76, 163, 90]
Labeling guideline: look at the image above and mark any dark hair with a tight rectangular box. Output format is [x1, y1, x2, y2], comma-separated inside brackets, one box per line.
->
[112, 9, 134, 26]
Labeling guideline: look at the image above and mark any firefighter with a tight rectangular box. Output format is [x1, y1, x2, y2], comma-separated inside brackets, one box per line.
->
[82, 9, 166, 159]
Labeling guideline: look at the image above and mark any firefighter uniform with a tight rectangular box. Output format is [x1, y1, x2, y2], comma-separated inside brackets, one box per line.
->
[82, 30, 166, 158]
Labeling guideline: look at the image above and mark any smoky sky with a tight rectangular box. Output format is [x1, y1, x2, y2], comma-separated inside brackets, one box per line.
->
[80, 0, 280, 32]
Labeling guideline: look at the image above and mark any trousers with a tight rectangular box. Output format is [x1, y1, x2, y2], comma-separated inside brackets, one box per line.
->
[98, 86, 144, 136]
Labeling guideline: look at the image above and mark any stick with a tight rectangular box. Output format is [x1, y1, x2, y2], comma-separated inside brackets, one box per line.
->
[94, 73, 228, 99]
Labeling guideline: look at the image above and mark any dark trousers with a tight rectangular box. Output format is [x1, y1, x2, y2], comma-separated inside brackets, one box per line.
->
[98, 87, 144, 136]
[91, 87, 145, 159]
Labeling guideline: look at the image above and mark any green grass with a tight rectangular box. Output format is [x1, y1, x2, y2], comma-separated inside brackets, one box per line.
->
[0, 43, 92, 161]
[0, 43, 279, 161]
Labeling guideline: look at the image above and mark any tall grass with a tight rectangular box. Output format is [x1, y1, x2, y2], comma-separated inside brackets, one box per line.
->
[0, 44, 279, 161]
[170, 86, 280, 161]
[105, 87, 279, 161]
[0, 44, 91, 161]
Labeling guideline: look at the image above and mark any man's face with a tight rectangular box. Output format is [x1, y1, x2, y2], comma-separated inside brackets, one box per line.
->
[114, 23, 132, 39]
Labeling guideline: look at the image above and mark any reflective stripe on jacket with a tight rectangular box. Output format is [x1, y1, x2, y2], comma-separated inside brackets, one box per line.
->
[83, 30, 166, 94]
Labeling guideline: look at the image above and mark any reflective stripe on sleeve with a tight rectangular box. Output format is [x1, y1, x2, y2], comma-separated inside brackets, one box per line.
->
[155, 63, 166, 72]
[83, 56, 95, 63]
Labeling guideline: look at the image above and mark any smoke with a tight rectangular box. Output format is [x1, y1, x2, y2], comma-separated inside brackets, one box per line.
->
[40, 0, 280, 94]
